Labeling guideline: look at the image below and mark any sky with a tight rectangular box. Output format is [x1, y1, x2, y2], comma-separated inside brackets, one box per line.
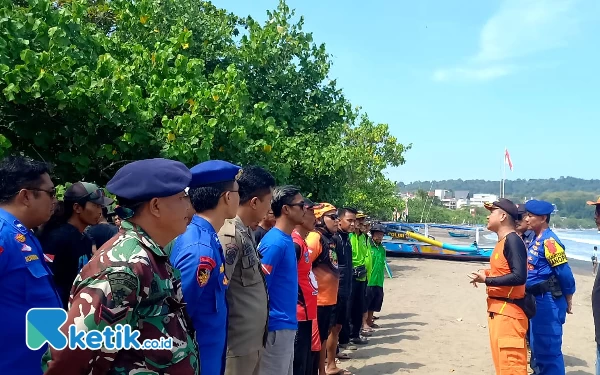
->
[212, 0, 600, 183]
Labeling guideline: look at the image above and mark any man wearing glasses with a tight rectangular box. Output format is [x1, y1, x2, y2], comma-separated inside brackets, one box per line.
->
[0, 156, 62, 375]
[170, 160, 242, 375]
[258, 185, 306, 375]
[587, 198, 600, 375]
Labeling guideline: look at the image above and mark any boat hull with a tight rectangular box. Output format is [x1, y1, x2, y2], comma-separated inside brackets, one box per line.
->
[383, 240, 492, 262]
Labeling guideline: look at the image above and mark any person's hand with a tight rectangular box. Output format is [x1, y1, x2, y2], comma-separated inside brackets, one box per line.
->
[468, 270, 486, 287]
[566, 294, 574, 314]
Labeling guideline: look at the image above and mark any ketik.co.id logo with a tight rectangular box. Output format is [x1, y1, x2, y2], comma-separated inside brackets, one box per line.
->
[26, 308, 173, 350]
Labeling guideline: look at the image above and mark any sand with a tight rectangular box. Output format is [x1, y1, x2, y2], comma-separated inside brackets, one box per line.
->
[337, 256, 597, 375]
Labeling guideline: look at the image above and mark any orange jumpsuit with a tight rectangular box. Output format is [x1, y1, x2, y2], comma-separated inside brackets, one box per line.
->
[486, 237, 529, 375]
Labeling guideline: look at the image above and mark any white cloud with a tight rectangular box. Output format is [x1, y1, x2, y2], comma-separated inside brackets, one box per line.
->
[433, 65, 516, 83]
[433, 0, 580, 83]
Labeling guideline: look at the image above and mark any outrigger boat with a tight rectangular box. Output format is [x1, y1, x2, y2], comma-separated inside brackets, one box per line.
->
[448, 231, 471, 238]
[381, 222, 492, 262]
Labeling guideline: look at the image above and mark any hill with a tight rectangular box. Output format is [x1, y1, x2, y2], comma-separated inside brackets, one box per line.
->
[398, 177, 600, 227]
[398, 177, 600, 198]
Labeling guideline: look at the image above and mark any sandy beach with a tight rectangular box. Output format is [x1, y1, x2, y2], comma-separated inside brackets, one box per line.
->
[338, 256, 597, 375]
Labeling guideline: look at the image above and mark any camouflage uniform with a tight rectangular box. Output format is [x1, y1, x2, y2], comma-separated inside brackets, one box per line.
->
[42, 220, 199, 375]
[218, 216, 269, 375]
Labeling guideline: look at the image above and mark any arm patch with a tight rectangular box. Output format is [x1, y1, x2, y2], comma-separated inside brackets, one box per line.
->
[544, 239, 568, 267]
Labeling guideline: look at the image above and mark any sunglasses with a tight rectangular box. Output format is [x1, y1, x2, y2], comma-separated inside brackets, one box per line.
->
[324, 214, 339, 220]
[287, 202, 307, 210]
[30, 187, 57, 198]
[85, 189, 106, 201]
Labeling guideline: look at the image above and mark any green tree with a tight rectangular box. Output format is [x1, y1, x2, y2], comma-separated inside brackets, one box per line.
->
[0, 0, 409, 211]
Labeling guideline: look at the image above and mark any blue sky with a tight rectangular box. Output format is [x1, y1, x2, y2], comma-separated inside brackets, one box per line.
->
[212, 0, 600, 183]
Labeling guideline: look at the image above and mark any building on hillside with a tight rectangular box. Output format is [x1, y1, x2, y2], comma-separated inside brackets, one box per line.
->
[441, 198, 457, 210]
[454, 190, 472, 209]
[470, 193, 499, 207]
[434, 189, 452, 200]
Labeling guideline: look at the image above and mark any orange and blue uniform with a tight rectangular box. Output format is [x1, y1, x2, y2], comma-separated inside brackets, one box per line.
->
[485, 232, 529, 375]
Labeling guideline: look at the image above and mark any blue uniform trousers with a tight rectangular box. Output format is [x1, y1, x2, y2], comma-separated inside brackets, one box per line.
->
[529, 292, 567, 375]
[196, 311, 227, 375]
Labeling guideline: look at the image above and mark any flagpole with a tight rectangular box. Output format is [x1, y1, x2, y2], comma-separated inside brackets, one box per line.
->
[502, 147, 506, 198]
[500, 150, 503, 198]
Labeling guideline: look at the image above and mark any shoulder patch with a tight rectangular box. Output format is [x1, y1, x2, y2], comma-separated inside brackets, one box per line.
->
[225, 243, 238, 265]
[15, 233, 26, 243]
[197, 264, 210, 287]
[107, 272, 138, 306]
[544, 238, 567, 267]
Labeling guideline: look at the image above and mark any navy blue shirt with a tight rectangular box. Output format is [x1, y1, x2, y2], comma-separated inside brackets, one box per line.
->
[258, 227, 298, 331]
[0, 208, 62, 374]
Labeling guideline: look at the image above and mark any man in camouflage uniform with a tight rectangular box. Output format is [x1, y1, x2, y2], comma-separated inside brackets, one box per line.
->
[217, 166, 276, 375]
[42, 158, 199, 375]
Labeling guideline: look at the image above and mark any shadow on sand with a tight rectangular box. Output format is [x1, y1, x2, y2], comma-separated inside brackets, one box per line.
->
[388, 263, 418, 273]
[374, 321, 428, 329]
[347, 346, 403, 360]
[564, 354, 589, 368]
[348, 361, 425, 374]
[379, 312, 418, 320]
[366, 333, 420, 345]
[366, 327, 418, 337]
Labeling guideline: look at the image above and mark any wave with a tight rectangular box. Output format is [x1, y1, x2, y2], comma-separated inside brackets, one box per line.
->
[560, 236, 600, 247]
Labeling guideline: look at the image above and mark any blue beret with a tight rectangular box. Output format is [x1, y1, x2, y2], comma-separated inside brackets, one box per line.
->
[525, 200, 555, 216]
[189, 160, 242, 188]
[107, 158, 192, 201]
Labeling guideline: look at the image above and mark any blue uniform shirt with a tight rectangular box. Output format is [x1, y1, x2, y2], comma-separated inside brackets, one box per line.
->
[170, 215, 229, 375]
[0, 208, 62, 374]
[526, 228, 576, 295]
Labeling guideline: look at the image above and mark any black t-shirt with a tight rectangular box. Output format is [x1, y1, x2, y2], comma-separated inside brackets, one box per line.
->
[485, 232, 527, 287]
[86, 223, 119, 249]
[39, 223, 93, 309]
[593, 272, 600, 343]
[254, 225, 268, 245]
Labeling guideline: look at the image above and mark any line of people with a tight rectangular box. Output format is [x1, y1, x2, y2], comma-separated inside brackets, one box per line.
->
[469, 198, 576, 375]
[0, 155, 388, 375]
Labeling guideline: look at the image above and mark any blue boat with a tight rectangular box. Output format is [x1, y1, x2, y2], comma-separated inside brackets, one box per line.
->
[381, 223, 492, 262]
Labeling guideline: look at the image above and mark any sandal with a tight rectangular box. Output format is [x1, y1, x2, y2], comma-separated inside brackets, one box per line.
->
[337, 352, 350, 360]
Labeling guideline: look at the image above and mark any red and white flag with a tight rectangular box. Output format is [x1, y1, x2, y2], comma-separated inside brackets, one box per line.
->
[505, 148, 513, 171]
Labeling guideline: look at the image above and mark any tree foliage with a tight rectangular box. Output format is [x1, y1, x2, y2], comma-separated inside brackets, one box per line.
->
[0, 0, 409, 217]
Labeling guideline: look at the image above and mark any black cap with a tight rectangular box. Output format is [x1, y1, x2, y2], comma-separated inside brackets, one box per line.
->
[64, 182, 114, 207]
[370, 223, 386, 234]
[484, 198, 519, 220]
[516, 203, 526, 216]
[303, 198, 317, 209]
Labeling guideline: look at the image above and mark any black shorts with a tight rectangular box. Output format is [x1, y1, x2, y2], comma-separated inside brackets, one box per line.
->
[335, 294, 349, 325]
[317, 305, 335, 343]
[366, 286, 384, 312]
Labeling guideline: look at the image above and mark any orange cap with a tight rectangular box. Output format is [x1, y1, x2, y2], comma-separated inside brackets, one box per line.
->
[313, 203, 336, 219]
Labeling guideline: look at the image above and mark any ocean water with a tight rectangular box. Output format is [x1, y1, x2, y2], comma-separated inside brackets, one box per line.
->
[483, 229, 600, 263]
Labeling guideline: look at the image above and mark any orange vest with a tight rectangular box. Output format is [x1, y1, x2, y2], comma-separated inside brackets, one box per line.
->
[486, 237, 526, 319]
